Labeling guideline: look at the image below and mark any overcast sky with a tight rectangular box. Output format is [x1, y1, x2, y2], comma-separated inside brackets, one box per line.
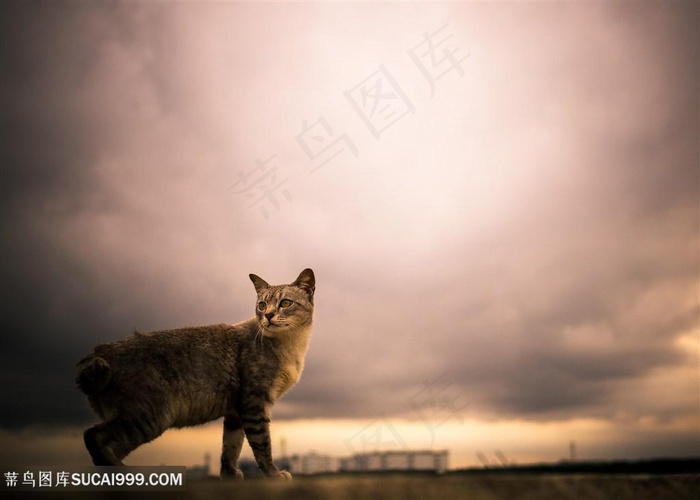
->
[1, 1, 697, 469]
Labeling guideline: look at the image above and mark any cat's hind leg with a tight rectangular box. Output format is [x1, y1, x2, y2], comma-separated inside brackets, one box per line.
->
[220, 413, 245, 480]
[84, 416, 163, 466]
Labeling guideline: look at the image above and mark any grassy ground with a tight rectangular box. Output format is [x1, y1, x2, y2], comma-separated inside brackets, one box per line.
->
[4, 473, 698, 500]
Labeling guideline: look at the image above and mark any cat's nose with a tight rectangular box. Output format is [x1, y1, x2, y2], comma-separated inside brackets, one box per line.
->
[265, 312, 274, 321]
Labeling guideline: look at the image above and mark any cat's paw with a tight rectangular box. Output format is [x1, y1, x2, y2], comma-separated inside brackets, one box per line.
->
[221, 469, 244, 481]
[269, 470, 292, 481]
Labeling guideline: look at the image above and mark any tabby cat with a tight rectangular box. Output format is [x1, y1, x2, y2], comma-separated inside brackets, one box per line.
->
[76, 269, 315, 480]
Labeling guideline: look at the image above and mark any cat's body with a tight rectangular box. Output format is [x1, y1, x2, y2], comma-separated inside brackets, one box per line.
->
[76, 269, 315, 480]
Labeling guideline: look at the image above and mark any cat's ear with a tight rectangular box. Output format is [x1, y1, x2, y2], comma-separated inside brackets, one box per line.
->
[293, 268, 315, 297]
[249, 274, 270, 294]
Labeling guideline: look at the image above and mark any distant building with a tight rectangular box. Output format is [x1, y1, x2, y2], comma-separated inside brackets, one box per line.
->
[339, 450, 448, 473]
[186, 452, 212, 479]
[288, 452, 337, 475]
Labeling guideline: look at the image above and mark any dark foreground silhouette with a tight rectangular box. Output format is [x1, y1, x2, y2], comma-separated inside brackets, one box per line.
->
[3, 471, 698, 500]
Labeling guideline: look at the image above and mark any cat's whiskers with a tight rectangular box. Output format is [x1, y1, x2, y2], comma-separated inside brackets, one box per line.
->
[254, 325, 266, 349]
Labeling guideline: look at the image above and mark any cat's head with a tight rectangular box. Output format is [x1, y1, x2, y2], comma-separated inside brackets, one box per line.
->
[249, 269, 315, 335]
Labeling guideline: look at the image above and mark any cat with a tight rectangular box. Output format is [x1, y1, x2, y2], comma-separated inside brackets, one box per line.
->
[76, 268, 315, 480]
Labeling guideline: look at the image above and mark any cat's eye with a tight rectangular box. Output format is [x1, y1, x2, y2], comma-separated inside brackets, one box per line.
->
[257, 301, 266, 311]
[279, 299, 293, 308]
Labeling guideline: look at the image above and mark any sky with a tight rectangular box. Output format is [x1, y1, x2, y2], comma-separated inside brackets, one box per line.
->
[1, 1, 698, 471]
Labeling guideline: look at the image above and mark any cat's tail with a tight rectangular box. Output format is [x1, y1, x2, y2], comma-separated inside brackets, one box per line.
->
[76, 355, 112, 395]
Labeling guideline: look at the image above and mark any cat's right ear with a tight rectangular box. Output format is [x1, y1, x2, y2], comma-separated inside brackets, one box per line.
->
[249, 274, 270, 294]
[293, 268, 315, 297]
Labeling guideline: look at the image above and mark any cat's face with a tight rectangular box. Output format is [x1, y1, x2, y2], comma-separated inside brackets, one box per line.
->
[250, 269, 314, 335]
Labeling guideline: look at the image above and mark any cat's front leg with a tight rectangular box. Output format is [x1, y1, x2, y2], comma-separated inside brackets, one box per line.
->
[241, 404, 292, 480]
[220, 413, 245, 480]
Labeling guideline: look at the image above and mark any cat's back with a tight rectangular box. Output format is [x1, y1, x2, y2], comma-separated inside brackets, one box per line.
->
[95, 321, 249, 353]
[89, 321, 256, 380]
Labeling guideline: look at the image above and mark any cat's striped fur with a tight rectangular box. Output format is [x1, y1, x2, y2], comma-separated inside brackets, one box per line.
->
[76, 269, 315, 480]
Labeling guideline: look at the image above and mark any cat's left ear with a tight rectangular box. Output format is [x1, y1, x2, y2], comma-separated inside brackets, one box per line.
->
[249, 274, 270, 294]
[293, 268, 315, 297]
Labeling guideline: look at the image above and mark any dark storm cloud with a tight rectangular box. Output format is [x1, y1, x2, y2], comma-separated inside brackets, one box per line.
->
[0, 0, 697, 443]
[1, 1, 110, 428]
[0, 1, 256, 428]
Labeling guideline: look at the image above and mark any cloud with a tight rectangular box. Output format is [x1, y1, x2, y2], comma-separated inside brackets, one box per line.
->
[0, 0, 697, 466]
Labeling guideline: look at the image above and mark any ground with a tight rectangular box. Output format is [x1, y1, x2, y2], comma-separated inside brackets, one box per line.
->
[3, 473, 698, 499]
